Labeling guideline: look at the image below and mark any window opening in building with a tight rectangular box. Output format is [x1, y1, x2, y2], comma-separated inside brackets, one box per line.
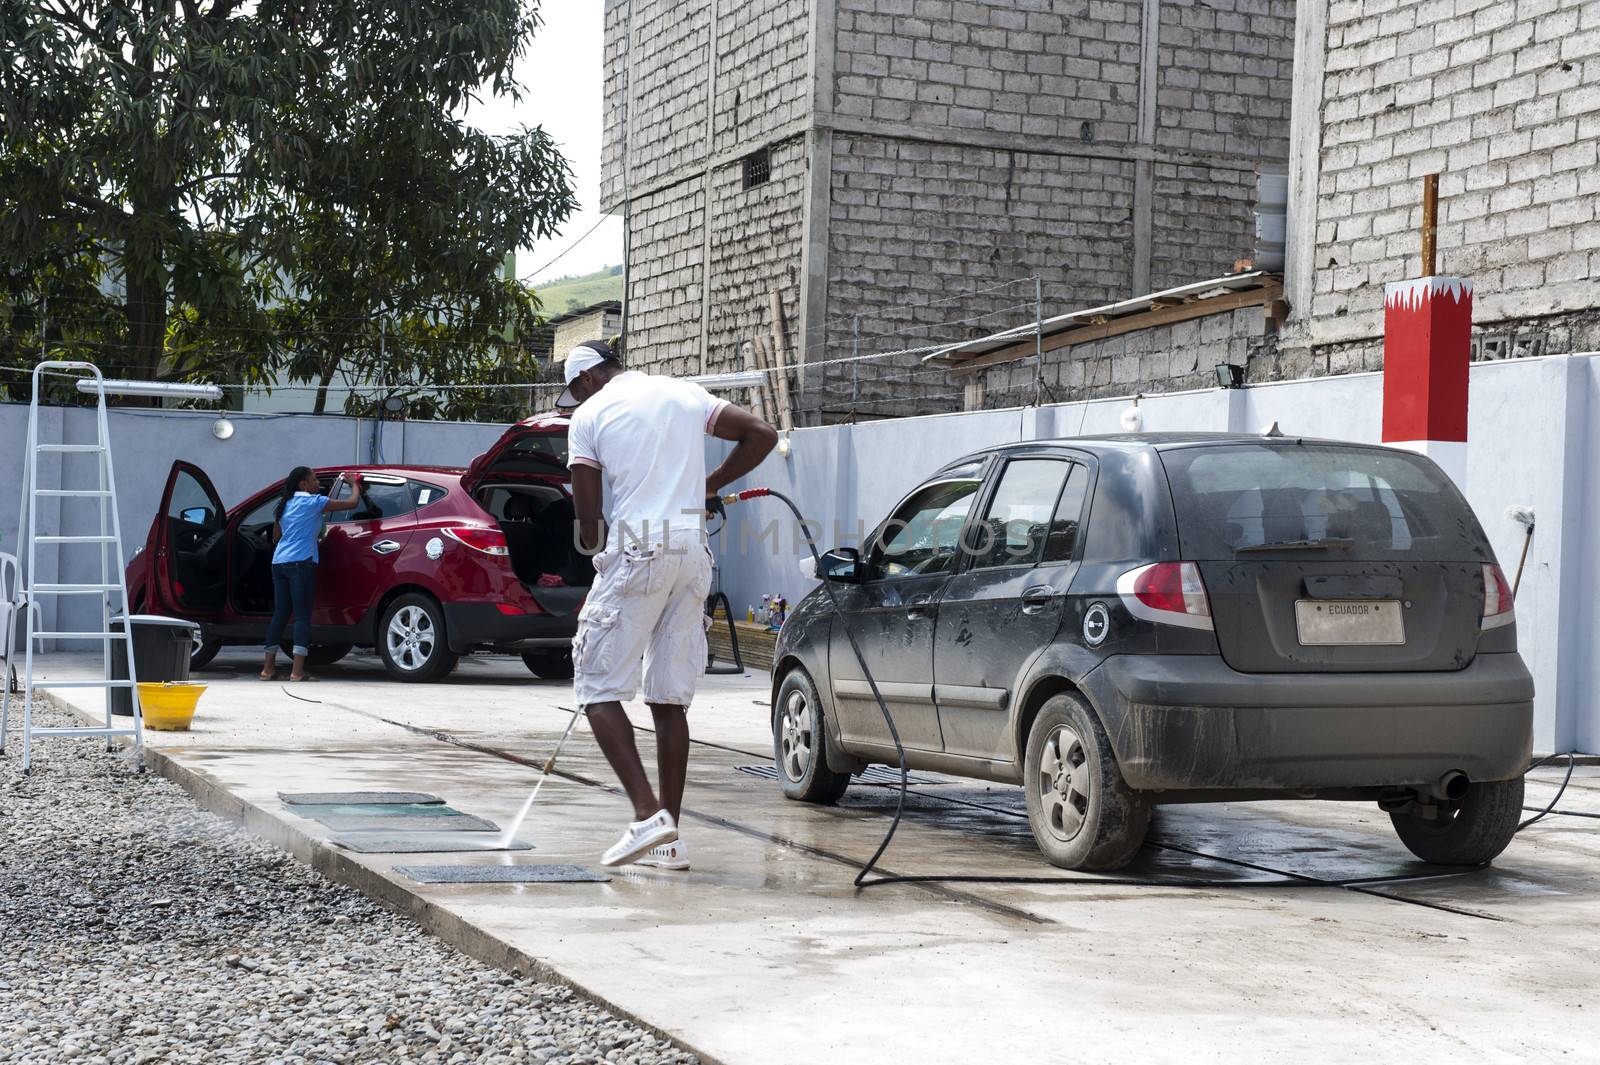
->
[742, 148, 770, 190]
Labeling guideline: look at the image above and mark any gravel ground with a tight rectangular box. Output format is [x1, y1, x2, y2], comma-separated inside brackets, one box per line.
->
[0, 700, 699, 1065]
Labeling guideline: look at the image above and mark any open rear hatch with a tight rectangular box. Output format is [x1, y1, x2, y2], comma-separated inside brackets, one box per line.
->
[463, 413, 589, 616]
[1159, 442, 1493, 673]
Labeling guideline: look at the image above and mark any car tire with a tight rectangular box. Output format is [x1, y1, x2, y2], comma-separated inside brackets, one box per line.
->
[307, 644, 353, 667]
[1023, 692, 1150, 870]
[773, 667, 851, 804]
[189, 626, 222, 672]
[377, 594, 458, 683]
[522, 649, 575, 680]
[1389, 777, 1524, 866]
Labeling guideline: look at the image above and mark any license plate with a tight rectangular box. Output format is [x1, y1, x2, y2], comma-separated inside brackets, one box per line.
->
[1294, 600, 1405, 645]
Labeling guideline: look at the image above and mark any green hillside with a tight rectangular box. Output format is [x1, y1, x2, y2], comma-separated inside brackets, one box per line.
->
[535, 264, 623, 317]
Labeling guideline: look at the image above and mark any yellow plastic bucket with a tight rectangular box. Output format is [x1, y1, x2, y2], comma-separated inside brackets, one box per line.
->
[137, 681, 206, 731]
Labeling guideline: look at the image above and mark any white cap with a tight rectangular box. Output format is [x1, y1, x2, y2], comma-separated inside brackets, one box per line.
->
[557, 341, 618, 409]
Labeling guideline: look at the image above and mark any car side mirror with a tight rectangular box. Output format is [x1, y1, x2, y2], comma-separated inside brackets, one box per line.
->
[817, 547, 862, 583]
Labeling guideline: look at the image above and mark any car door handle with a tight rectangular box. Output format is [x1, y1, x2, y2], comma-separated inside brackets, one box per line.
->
[906, 593, 934, 620]
[1021, 585, 1054, 614]
[372, 540, 402, 555]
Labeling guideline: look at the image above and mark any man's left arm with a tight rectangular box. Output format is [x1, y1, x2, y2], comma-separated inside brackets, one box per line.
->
[706, 403, 779, 496]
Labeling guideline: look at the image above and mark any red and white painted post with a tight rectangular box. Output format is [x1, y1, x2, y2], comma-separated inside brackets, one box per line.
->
[1381, 175, 1471, 488]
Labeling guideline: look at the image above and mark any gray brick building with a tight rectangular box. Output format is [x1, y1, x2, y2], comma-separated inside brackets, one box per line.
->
[602, 0, 1296, 419]
[1279, 0, 1600, 375]
[603, 0, 1599, 419]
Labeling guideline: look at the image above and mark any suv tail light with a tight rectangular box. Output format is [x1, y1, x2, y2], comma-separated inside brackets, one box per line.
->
[1117, 562, 1214, 630]
[443, 527, 510, 556]
[1481, 562, 1514, 629]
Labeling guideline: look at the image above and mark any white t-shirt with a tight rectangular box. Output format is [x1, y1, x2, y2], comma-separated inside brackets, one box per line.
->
[567, 371, 729, 547]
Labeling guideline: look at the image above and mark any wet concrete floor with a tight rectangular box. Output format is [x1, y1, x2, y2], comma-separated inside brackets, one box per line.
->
[31, 650, 1600, 1063]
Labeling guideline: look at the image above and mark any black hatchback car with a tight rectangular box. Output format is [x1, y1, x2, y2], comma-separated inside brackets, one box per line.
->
[770, 433, 1533, 870]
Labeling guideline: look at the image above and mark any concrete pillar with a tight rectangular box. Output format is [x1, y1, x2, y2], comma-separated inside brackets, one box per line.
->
[1382, 277, 1473, 487]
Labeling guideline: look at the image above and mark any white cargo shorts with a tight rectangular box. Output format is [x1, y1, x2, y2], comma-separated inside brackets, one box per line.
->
[571, 537, 714, 708]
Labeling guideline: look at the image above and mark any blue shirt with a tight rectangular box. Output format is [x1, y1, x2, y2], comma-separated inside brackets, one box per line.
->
[273, 493, 330, 564]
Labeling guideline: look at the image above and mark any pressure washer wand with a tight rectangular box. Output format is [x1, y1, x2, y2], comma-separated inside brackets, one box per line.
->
[497, 706, 584, 848]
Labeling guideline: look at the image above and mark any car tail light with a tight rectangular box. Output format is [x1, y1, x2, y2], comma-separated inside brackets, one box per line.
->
[1116, 562, 1213, 630]
[442, 527, 509, 556]
[495, 602, 526, 616]
[1481, 562, 1515, 629]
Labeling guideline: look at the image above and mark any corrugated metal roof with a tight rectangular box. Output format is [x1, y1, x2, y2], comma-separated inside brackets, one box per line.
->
[923, 271, 1280, 367]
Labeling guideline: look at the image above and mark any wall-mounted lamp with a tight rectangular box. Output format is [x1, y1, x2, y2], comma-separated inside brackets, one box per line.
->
[211, 417, 235, 441]
[1214, 363, 1245, 389]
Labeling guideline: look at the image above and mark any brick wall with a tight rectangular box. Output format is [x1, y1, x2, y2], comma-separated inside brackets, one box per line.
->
[818, 135, 1137, 419]
[1155, 0, 1295, 158]
[623, 183, 706, 377]
[713, 0, 812, 151]
[1310, 0, 1600, 342]
[832, 0, 1143, 141]
[706, 137, 807, 376]
[601, 0, 630, 212]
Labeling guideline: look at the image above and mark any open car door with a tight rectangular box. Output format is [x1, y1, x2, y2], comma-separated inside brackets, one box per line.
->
[154, 461, 229, 617]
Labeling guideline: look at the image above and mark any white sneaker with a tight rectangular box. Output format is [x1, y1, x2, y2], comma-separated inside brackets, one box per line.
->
[636, 840, 690, 871]
[601, 810, 678, 867]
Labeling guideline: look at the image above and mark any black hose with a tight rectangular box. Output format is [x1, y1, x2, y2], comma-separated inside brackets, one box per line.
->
[737, 488, 1581, 894]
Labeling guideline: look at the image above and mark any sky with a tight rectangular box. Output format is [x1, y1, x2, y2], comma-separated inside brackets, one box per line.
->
[464, 2, 623, 285]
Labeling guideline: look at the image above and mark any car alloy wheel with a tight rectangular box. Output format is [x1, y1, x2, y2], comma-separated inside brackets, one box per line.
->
[771, 667, 850, 804]
[377, 593, 458, 682]
[1036, 722, 1091, 844]
[387, 605, 436, 672]
[1022, 693, 1150, 870]
[779, 687, 814, 782]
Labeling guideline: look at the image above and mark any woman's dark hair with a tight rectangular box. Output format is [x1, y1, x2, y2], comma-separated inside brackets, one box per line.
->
[274, 466, 314, 522]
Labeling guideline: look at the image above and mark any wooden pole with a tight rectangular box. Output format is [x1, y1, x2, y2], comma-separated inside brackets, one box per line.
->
[1421, 173, 1439, 277]
[766, 292, 795, 431]
[741, 338, 771, 423]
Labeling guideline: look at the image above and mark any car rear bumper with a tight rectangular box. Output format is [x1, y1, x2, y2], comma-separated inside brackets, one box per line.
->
[443, 603, 576, 653]
[1079, 652, 1534, 793]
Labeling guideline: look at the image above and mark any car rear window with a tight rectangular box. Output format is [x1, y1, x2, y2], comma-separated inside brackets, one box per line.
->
[1158, 443, 1486, 561]
[491, 431, 569, 472]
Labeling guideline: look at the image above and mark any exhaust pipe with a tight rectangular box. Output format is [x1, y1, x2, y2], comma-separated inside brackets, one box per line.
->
[1428, 770, 1469, 802]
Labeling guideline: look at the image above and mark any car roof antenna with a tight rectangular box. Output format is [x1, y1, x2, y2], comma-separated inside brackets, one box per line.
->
[1261, 420, 1284, 437]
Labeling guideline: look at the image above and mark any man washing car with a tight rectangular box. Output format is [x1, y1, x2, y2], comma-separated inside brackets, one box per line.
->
[561, 340, 778, 868]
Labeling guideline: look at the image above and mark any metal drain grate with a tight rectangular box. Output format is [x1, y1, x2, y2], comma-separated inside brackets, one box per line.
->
[735, 764, 941, 785]
[289, 803, 499, 833]
[396, 864, 609, 884]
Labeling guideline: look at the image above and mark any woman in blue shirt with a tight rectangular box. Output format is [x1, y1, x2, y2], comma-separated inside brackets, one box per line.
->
[259, 466, 363, 681]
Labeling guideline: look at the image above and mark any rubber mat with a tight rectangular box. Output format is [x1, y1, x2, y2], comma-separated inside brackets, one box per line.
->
[396, 864, 609, 884]
[329, 833, 533, 853]
[736, 764, 943, 785]
[280, 791, 444, 806]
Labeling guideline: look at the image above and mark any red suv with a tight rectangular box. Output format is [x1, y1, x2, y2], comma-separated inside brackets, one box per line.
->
[125, 413, 589, 682]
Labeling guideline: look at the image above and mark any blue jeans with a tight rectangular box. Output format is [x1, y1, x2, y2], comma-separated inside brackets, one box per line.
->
[265, 561, 317, 657]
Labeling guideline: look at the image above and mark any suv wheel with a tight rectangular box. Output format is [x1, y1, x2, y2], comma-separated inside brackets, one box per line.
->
[1023, 693, 1150, 870]
[773, 668, 850, 804]
[522, 649, 574, 680]
[189, 626, 222, 672]
[1388, 777, 1523, 865]
[378, 594, 458, 682]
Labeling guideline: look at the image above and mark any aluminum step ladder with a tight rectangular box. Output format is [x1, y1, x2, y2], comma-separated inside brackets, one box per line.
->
[1, 362, 144, 773]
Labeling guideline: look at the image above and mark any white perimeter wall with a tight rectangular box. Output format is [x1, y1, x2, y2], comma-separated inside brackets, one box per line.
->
[717, 354, 1599, 753]
[3, 353, 1595, 751]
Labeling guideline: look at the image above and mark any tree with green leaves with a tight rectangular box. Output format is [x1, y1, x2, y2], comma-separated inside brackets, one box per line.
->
[0, 0, 576, 413]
